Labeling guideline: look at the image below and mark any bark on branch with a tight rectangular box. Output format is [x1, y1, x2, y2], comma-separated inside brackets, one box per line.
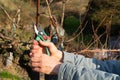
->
[78, 49, 120, 54]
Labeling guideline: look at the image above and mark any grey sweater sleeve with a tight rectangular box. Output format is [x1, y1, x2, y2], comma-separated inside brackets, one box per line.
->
[58, 62, 120, 80]
[63, 52, 120, 75]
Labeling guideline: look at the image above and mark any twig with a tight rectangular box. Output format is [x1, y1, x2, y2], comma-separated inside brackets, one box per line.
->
[65, 21, 88, 43]
[45, 0, 52, 18]
[0, 5, 18, 27]
[0, 33, 13, 41]
[66, 0, 93, 39]
[78, 49, 120, 53]
[36, 0, 40, 27]
[85, 31, 106, 50]
[102, 15, 112, 49]
[0, 5, 13, 21]
[95, 16, 107, 32]
[61, 0, 66, 27]
[112, 37, 120, 49]
[92, 21, 103, 48]
[0, 33, 32, 46]
[46, 0, 62, 38]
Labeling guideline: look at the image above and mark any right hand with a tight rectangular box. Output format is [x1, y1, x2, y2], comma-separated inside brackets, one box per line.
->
[39, 40, 63, 61]
[30, 40, 63, 62]
[30, 40, 63, 74]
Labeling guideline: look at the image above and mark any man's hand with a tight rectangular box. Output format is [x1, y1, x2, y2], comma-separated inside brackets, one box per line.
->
[31, 53, 61, 74]
[30, 40, 63, 74]
[30, 40, 63, 62]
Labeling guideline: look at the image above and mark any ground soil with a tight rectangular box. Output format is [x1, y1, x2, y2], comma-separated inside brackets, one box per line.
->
[0, 55, 45, 80]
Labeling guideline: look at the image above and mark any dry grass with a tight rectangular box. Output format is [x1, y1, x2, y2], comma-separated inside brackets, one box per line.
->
[0, 0, 17, 10]
[65, 0, 89, 14]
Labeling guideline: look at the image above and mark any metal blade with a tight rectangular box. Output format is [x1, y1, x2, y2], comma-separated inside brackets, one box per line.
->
[38, 25, 43, 32]
[33, 24, 39, 35]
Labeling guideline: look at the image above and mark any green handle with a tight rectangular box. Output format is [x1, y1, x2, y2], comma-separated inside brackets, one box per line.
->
[36, 35, 50, 56]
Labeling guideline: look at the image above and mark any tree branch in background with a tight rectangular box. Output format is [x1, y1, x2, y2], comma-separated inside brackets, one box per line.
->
[65, 21, 88, 43]
[102, 15, 112, 49]
[78, 49, 120, 54]
[0, 5, 13, 21]
[92, 21, 103, 48]
[0, 33, 13, 41]
[60, 0, 66, 27]
[0, 33, 32, 47]
[85, 31, 106, 50]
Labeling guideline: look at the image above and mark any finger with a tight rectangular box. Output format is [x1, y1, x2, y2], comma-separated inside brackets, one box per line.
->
[39, 40, 55, 49]
[31, 50, 44, 57]
[32, 45, 41, 49]
[32, 67, 40, 72]
[31, 49, 37, 54]
[38, 40, 49, 47]
[31, 50, 40, 57]
[31, 57, 41, 62]
[30, 52, 35, 57]
[31, 54, 41, 57]
[31, 48, 42, 54]
[32, 40, 39, 45]
[31, 44, 43, 50]
[31, 62, 40, 67]
[29, 52, 33, 57]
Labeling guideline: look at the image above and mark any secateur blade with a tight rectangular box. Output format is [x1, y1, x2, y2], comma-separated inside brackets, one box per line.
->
[38, 25, 44, 33]
[33, 24, 45, 35]
[33, 24, 50, 56]
[33, 24, 39, 35]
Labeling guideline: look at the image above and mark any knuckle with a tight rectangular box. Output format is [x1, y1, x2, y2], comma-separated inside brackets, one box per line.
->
[31, 63, 34, 67]
[49, 42, 54, 47]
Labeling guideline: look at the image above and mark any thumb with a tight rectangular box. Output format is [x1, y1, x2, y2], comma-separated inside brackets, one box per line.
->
[39, 41, 58, 52]
[39, 40, 50, 47]
[39, 41, 63, 61]
[39, 40, 54, 48]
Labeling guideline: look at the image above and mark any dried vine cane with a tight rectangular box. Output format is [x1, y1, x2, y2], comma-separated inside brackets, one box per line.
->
[32, 0, 40, 80]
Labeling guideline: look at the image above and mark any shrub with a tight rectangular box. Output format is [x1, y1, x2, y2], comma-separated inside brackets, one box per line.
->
[63, 16, 80, 35]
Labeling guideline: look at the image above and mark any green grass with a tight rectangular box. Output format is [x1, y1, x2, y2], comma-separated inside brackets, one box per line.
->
[0, 71, 22, 80]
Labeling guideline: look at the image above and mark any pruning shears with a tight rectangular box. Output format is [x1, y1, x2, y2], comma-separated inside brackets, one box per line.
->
[33, 24, 51, 56]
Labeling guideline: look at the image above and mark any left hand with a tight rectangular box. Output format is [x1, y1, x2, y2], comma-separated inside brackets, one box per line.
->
[31, 53, 61, 74]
